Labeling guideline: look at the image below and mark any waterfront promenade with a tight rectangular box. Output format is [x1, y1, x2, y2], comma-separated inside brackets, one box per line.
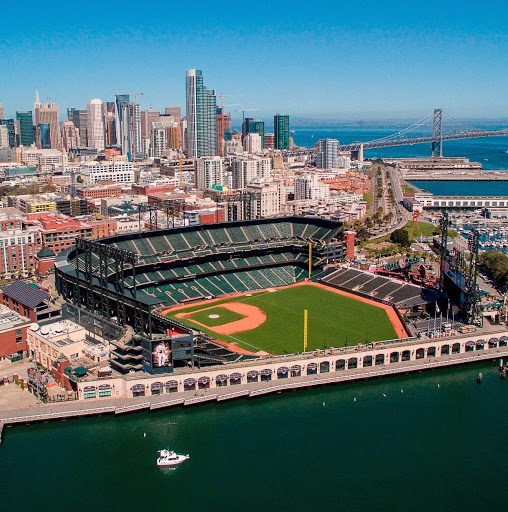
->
[1, 345, 506, 435]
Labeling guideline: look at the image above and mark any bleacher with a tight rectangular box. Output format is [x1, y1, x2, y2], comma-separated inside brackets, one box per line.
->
[322, 267, 441, 308]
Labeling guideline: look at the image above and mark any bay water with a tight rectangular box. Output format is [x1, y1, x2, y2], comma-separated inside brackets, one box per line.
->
[1, 361, 507, 512]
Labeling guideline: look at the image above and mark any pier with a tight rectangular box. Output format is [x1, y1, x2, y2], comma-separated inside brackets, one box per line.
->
[1, 344, 507, 434]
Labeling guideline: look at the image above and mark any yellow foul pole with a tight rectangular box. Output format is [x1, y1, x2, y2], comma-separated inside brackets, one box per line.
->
[308, 242, 312, 278]
[303, 309, 308, 352]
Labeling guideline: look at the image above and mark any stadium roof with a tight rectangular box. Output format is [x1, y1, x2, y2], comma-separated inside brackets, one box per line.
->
[2, 281, 49, 309]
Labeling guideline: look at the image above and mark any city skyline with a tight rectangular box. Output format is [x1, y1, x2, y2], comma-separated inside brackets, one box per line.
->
[0, 1, 506, 121]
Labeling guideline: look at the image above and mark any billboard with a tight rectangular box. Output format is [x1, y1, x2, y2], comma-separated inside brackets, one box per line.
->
[151, 340, 173, 368]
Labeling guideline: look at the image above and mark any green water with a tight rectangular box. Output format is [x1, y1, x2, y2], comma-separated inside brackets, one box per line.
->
[1, 362, 507, 512]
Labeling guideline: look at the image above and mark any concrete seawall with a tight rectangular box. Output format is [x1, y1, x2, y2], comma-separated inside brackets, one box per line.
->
[0, 347, 506, 433]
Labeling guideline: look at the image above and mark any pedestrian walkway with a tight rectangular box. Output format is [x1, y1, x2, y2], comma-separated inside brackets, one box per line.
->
[1, 346, 506, 426]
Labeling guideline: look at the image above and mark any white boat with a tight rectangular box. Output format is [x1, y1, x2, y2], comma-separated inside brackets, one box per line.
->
[157, 449, 190, 467]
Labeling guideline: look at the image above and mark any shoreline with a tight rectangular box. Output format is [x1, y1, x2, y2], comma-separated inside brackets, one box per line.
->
[1, 346, 506, 436]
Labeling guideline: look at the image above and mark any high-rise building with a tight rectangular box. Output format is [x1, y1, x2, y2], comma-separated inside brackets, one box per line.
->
[264, 133, 274, 150]
[242, 118, 265, 148]
[86, 99, 105, 151]
[216, 107, 232, 157]
[67, 108, 88, 147]
[243, 133, 262, 154]
[196, 156, 224, 190]
[294, 173, 330, 200]
[0, 119, 15, 148]
[316, 138, 340, 169]
[0, 126, 8, 149]
[36, 123, 51, 149]
[231, 155, 272, 189]
[115, 94, 130, 148]
[35, 97, 60, 149]
[61, 121, 80, 151]
[141, 108, 161, 139]
[274, 114, 289, 150]
[165, 106, 181, 119]
[186, 69, 217, 157]
[120, 102, 143, 160]
[16, 111, 34, 147]
[0, 103, 4, 119]
[102, 101, 117, 147]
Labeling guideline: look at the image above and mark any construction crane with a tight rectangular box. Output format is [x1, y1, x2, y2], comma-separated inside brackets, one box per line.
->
[235, 107, 259, 121]
[220, 93, 244, 111]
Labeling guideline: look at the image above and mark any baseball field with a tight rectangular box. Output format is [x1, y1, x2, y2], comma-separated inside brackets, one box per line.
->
[165, 283, 403, 355]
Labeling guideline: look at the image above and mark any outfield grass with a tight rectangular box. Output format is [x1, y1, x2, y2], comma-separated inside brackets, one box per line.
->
[188, 307, 245, 327]
[168, 285, 397, 354]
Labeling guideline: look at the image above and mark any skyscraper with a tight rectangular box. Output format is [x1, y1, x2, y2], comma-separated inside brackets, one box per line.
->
[16, 111, 34, 146]
[0, 119, 16, 148]
[120, 102, 143, 160]
[141, 108, 161, 139]
[102, 102, 117, 147]
[35, 97, 60, 149]
[36, 123, 51, 149]
[165, 106, 181, 119]
[0, 103, 4, 119]
[67, 108, 88, 147]
[242, 118, 265, 148]
[186, 69, 217, 157]
[274, 114, 289, 150]
[86, 99, 105, 151]
[115, 94, 130, 147]
[0, 126, 8, 149]
[61, 121, 80, 150]
[316, 138, 340, 169]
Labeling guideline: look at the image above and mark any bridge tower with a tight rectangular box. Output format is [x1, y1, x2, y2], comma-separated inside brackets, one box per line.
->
[432, 108, 443, 157]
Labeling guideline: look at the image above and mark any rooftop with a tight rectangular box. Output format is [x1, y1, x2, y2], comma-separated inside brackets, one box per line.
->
[2, 280, 49, 309]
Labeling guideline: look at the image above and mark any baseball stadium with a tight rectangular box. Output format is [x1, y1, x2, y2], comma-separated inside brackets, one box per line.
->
[54, 215, 437, 375]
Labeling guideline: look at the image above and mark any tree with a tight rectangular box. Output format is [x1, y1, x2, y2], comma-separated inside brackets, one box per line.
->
[390, 228, 411, 247]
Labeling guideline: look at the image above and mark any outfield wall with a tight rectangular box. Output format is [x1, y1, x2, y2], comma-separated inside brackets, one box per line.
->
[70, 331, 507, 400]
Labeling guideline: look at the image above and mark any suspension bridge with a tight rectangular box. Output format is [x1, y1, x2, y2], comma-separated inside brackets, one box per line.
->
[286, 109, 508, 157]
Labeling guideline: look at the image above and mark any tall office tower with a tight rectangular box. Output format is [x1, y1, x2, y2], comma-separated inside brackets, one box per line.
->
[120, 102, 143, 160]
[0, 119, 15, 148]
[196, 156, 224, 190]
[0, 103, 4, 119]
[0, 126, 8, 148]
[186, 69, 217, 157]
[35, 98, 60, 149]
[141, 108, 161, 139]
[67, 108, 88, 146]
[36, 123, 51, 149]
[274, 114, 289, 150]
[165, 106, 181, 119]
[316, 138, 340, 169]
[86, 99, 105, 151]
[242, 118, 265, 148]
[16, 111, 34, 146]
[60, 121, 80, 151]
[101, 101, 117, 146]
[115, 94, 130, 147]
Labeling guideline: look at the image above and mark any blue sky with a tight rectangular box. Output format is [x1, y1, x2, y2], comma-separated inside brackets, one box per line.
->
[0, 0, 506, 122]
